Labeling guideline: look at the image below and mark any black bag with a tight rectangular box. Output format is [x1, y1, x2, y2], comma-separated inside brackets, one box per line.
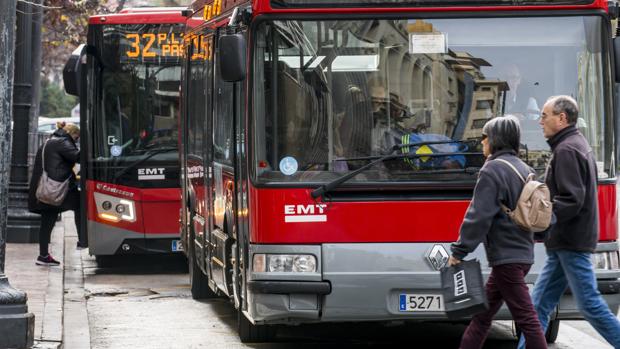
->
[440, 259, 488, 319]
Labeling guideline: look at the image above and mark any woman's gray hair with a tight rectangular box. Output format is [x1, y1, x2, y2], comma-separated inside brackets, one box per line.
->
[482, 115, 521, 154]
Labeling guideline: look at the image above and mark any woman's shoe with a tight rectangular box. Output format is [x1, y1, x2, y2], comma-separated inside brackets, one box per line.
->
[36, 254, 60, 266]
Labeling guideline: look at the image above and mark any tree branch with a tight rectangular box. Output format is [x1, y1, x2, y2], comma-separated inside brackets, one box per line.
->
[115, 0, 127, 13]
[17, 0, 62, 9]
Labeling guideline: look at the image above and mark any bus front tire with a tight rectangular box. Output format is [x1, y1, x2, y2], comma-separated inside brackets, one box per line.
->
[545, 319, 560, 343]
[514, 319, 560, 344]
[188, 245, 216, 299]
[237, 308, 275, 343]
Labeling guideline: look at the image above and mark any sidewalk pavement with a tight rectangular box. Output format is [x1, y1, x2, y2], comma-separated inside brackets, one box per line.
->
[4, 212, 77, 349]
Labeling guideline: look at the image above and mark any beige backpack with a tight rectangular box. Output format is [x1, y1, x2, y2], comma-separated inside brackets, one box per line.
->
[495, 159, 553, 233]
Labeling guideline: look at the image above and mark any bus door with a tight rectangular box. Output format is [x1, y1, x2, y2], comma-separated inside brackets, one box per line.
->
[186, 32, 214, 272]
[202, 32, 216, 285]
[208, 29, 237, 296]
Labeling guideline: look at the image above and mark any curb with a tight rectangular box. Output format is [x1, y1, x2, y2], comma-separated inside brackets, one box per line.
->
[61, 212, 91, 349]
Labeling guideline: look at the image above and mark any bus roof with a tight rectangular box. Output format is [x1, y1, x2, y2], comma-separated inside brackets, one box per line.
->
[119, 7, 187, 13]
[89, 7, 188, 25]
[189, 0, 606, 19]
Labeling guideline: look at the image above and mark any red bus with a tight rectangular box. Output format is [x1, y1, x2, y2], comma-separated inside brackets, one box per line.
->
[63, 8, 186, 265]
[180, 0, 620, 342]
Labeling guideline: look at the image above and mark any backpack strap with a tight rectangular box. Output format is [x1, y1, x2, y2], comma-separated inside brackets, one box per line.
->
[494, 158, 526, 183]
[41, 140, 49, 175]
[494, 158, 529, 216]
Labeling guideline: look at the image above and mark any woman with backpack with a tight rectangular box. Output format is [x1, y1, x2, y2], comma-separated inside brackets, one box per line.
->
[28, 122, 84, 266]
[449, 115, 548, 349]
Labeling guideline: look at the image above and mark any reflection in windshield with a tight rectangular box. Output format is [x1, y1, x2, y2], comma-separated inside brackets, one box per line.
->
[94, 24, 182, 161]
[253, 17, 611, 184]
[98, 65, 180, 159]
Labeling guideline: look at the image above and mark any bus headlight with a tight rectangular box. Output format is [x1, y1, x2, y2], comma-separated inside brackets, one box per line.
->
[592, 251, 620, 270]
[609, 251, 620, 269]
[118, 199, 135, 222]
[593, 253, 608, 269]
[293, 255, 317, 273]
[94, 192, 136, 223]
[253, 254, 317, 273]
[269, 255, 291, 272]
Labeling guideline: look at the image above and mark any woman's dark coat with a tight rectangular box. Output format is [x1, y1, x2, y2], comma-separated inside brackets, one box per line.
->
[450, 150, 537, 267]
[28, 128, 80, 213]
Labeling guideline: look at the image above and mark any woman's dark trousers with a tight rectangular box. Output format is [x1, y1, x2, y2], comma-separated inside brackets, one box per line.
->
[38, 189, 83, 256]
[459, 263, 547, 349]
[38, 210, 60, 256]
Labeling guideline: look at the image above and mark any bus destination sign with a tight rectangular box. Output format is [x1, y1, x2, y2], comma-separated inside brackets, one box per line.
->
[194, 0, 246, 21]
[124, 31, 184, 60]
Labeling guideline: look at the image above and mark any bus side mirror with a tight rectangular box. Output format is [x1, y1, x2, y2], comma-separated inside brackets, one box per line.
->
[63, 44, 87, 96]
[219, 33, 246, 82]
[614, 36, 620, 83]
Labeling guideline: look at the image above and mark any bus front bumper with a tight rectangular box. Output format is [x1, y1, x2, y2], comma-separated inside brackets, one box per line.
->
[87, 221, 181, 255]
[246, 243, 620, 325]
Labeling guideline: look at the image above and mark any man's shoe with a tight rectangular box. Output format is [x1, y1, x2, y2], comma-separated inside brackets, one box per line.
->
[36, 255, 60, 266]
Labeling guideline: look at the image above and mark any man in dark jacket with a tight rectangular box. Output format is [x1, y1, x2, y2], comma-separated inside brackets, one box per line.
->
[28, 124, 84, 266]
[517, 96, 620, 349]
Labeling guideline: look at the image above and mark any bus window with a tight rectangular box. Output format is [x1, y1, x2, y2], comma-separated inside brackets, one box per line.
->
[214, 69, 234, 165]
[252, 17, 611, 183]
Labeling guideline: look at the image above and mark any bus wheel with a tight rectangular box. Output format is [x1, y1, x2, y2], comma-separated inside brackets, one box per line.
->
[237, 308, 275, 343]
[188, 242, 216, 299]
[513, 319, 560, 344]
[545, 320, 560, 343]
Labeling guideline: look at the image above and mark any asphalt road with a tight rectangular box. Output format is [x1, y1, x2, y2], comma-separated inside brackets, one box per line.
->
[67, 253, 617, 349]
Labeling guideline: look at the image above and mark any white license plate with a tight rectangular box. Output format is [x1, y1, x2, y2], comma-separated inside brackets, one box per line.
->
[171, 240, 183, 252]
[399, 294, 444, 312]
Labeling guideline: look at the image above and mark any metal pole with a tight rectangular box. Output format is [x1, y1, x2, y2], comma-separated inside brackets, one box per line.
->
[7, 0, 42, 243]
[0, 0, 18, 285]
[0, 1, 35, 347]
[29, 0, 43, 179]
[11, 0, 33, 183]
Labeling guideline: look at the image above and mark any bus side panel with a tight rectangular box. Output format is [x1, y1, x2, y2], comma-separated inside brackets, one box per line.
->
[598, 183, 618, 241]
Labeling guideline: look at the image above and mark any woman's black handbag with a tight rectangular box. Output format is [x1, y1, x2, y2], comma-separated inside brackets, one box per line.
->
[35, 140, 70, 206]
[440, 259, 488, 319]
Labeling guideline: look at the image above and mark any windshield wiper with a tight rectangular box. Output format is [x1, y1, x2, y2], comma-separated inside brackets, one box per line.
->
[311, 140, 480, 200]
[113, 147, 176, 180]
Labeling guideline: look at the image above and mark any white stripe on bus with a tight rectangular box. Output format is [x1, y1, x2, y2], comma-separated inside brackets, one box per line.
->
[138, 175, 165, 180]
[285, 215, 327, 223]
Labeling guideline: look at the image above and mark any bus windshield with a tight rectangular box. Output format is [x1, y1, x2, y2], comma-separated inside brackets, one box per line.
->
[252, 16, 612, 184]
[93, 24, 182, 161]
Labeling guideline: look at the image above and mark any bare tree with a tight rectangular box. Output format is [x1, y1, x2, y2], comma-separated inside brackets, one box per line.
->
[41, 0, 190, 81]
[42, 0, 113, 81]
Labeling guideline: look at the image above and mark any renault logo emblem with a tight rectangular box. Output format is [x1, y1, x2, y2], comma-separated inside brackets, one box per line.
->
[427, 244, 449, 270]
